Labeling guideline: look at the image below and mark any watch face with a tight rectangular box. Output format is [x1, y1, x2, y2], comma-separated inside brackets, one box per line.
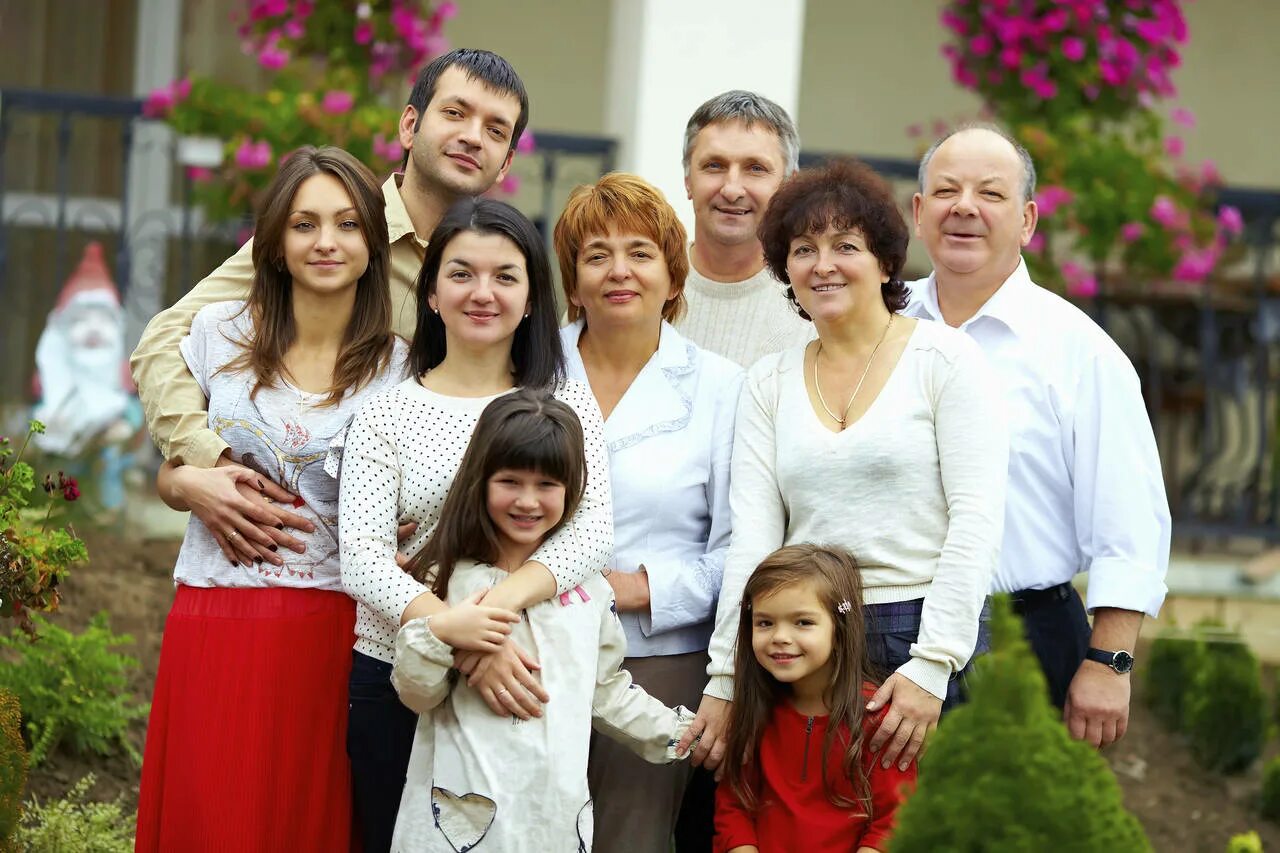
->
[1113, 651, 1135, 673]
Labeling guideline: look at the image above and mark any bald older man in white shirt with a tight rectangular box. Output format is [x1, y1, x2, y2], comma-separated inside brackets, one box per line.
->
[905, 124, 1171, 749]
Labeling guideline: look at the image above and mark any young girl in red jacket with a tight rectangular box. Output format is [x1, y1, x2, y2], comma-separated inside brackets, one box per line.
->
[714, 544, 916, 853]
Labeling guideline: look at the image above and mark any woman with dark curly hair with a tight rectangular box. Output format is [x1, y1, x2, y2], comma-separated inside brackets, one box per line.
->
[700, 159, 1010, 785]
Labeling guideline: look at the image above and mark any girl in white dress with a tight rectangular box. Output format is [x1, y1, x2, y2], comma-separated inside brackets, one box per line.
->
[391, 390, 693, 852]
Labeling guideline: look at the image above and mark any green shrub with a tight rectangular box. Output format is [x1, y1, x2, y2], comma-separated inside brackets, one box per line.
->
[1225, 831, 1263, 853]
[15, 775, 133, 853]
[0, 689, 26, 850]
[1182, 635, 1266, 774]
[1262, 756, 1280, 823]
[889, 595, 1151, 853]
[0, 613, 148, 766]
[1144, 625, 1203, 728]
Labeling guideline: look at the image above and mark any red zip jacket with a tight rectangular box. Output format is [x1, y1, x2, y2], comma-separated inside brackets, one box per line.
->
[713, 688, 916, 853]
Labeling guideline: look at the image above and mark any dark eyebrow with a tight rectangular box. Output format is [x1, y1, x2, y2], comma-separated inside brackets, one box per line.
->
[441, 95, 513, 128]
[290, 207, 357, 217]
[445, 258, 523, 271]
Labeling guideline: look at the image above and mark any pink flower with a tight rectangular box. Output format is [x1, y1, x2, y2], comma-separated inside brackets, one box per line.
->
[1062, 37, 1086, 61]
[185, 166, 215, 183]
[906, 123, 924, 138]
[295, 0, 314, 16]
[258, 44, 290, 70]
[283, 19, 305, 39]
[1200, 159, 1222, 185]
[175, 78, 192, 100]
[999, 45, 1023, 69]
[969, 33, 994, 56]
[1099, 61, 1124, 86]
[1149, 195, 1182, 229]
[321, 90, 355, 115]
[1216, 205, 1244, 236]
[437, 1, 459, 20]
[1041, 9, 1070, 32]
[953, 65, 979, 87]
[1172, 247, 1218, 282]
[1171, 106, 1196, 128]
[1134, 19, 1168, 44]
[1164, 136, 1184, 158]
[234, 138, 273, 170]
[516, 130, 536, 155]
[1034, 185, 1074, 217]
[372, 133, 402, 162]
[499, 173, 521, 195]
[1026, 233, 1046, 254]
[354, 21, 374, 44]
[142, 78, 192, 118]
[941, 9, 969, 34]
[1120, 222, 1145, 243]
[1061, 261, 1098, 298]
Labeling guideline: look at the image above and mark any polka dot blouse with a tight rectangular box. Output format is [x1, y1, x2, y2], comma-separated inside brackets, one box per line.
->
[337, 376, 614, 662]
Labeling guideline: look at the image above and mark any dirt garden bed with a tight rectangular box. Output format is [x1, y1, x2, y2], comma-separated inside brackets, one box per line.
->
[15, 530, 1280, 850]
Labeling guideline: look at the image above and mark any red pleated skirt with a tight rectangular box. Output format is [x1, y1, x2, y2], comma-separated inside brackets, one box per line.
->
[135, 584, 356, 853]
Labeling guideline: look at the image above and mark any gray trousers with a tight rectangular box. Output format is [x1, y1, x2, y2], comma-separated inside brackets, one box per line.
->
[587, 650, 708, 853]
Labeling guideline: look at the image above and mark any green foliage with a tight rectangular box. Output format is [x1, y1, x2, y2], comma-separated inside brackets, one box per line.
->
[0, 614, 147, 766]
[1144, 624, 1204, 728]
[1225, 831, 1264, 853]
[15, 775, 133, 853]
[0, 689, 27, 850]
[1182, 633, 1266, 774]
[1260, 756, 1280, 824]
[889, 595, 1150, 853]
[0, 421, 88, 638]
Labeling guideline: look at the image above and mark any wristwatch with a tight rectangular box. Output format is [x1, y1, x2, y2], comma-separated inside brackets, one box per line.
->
[1086, 647, 1135, 674]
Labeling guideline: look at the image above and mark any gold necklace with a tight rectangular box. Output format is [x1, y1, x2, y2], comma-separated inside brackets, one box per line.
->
[813, 314, 894, 429]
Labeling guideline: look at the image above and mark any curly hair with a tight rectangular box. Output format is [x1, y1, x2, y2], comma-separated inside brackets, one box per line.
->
[758, 158, 910, 319]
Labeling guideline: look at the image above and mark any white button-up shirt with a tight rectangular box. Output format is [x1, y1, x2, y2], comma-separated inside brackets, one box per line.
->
[905, 259, 1170, 617]
[562, 319, 745, 657]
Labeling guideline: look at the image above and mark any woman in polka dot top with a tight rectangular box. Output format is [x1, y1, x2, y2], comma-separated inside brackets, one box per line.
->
[337, 198, 613, 850]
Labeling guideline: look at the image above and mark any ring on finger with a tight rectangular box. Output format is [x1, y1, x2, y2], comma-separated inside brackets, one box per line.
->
[227, 530, 241, 542]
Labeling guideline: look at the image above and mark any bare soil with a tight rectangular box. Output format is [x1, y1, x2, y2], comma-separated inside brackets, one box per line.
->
[17, 530, 1280, 850]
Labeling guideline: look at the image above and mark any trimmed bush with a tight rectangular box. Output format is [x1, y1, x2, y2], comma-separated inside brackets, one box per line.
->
[1182, 635, 1266, 774]
[0, 614, 147, 766]
[15, 775, 132, 853]
[1262, 756, 1280, 823]
[889, 595, 1151, 853]
[1225, 831, 1263, 853]
[1144, 625, 1203, 728]
[0, 688, 27, 850]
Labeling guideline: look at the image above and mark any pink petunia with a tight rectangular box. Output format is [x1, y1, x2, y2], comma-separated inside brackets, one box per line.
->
[1149, 195, 1182, 229]
[258, 44, 290, 70]
[321, 90, 355, 115]
[1062, 36, 1086, 61]
[234, 138, 273, 170]
[372, 133, 403, 163]
[1200, 160, 1222, 185]
[1172, 247, 1218, 282]
[437, 0, 459, 19]
[1035, 185, 1074, 217]
[1216, 205, 1244, 236]
[499, 173, 521, 194]
[1171, 106, 1196, 129]
[1120, 222, 1145, 243]
[999, 45, 1023, 69]
[516, 130, 536, 155]
[354, 21, 374, 44]
[1164, 136, 1185, 158]
[1026, 233, 1046, 254]
[1066, 273, 1099, 298]
[969, 33, 994, 56]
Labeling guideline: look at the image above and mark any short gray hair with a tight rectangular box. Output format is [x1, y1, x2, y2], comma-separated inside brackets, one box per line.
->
[682, 90, 801, 178]
[917, 122, 1037, 204]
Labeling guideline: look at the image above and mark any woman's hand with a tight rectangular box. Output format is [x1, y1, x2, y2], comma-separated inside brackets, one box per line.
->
[866, 673, 942, 771]
[456, 640, 549, 720]
[604, 567, 651, 612]
[162, 460, 315, 567]
[424, 590, 520, 652]
[677, 694, 730, 775]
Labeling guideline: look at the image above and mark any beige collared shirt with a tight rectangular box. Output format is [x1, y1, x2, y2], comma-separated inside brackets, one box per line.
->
[130, 175, 427, 467]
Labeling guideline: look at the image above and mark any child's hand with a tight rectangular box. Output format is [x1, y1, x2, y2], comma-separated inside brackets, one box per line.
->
[463, 640, 549, 720]
[428, 590, 519, 652]
[866, 673, 942, 771]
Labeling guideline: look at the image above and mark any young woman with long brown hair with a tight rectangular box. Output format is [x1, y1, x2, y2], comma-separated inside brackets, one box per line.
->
[715, 545, 915, 853]
[136, 146, 408, 852]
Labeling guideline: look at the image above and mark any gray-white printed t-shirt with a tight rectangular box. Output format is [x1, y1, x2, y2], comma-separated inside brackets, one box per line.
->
[171, 300, 408, 591]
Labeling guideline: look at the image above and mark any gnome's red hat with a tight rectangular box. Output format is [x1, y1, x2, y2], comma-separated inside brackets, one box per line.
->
[54, 242, 123, 311]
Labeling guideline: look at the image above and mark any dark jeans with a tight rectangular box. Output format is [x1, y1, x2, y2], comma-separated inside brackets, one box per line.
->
[863, 598, 991, 712]
[1015, 585, 1091, 709]
[348, 650, 418, 853]
[673, 767, 715, 852]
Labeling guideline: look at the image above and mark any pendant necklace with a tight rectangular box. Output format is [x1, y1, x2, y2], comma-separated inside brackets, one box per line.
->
[813, 314, 894, 429]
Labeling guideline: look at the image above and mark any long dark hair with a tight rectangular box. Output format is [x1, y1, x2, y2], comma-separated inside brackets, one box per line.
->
[723, 544, 877, 815]
[224, 145, 394, 405]
[409, 197, 565, 388]
[405, 390, 587, 595]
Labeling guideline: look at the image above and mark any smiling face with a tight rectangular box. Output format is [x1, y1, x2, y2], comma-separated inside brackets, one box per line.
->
[399, 66, 521, 199]
[684, 120, 787, 249]
[913, 128, 1038, 287]
[486, 467, 566, 564]
[784, 224, 889, 325]
[751, 580, 836, 698]
[428, 229, 530, 354]
[570, 230, 676, 330]
[283, 173, 370, 297]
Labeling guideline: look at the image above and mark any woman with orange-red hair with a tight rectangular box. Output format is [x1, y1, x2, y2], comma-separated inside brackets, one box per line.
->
[553, 173, 744, 852]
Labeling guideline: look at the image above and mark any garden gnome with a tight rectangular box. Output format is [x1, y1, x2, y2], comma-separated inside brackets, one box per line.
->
[32, 242, 140, 507]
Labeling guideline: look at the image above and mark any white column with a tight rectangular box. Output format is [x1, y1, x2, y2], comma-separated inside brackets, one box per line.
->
[125, 0, 182, 345]
[604, 0, 806, 233]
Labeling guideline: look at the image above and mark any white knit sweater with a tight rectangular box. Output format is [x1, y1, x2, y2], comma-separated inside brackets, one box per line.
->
[676, 260, 814, 369]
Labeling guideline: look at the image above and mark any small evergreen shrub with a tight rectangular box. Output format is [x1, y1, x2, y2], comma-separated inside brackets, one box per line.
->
[889, 595, 1151, 853]
[1225, 831, 1263, 853]
[1182, 635, 1266, 774]
[0, 613, 148, 766]
[1144, 625, 1203, 728]
[15, 775, 133, 853]
[1261, 756, 1280, 823]
[0, 688, 27, 850]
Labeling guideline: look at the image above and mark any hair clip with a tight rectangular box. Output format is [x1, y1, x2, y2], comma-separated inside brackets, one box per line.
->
[836, 600, 852, 614]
